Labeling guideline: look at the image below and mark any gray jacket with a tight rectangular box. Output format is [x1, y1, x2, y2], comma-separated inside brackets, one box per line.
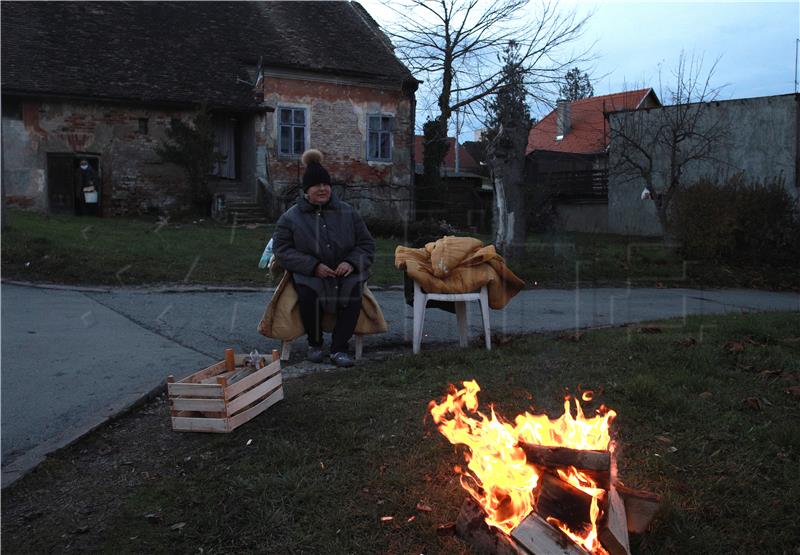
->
[273, 193, 375, 312]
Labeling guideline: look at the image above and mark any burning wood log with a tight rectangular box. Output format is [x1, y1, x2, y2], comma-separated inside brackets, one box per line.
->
[455, 498, 528, 555]
[511, 512, 591, 555]
[535, 472, 595, 534]
[616, 483, 662, 534]
[519, 442, 611, 489]
[598, 487, 631, 555]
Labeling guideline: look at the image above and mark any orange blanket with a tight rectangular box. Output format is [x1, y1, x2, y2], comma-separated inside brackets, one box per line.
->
[257, 272, 388, 341]
[394, 236, 525, 309]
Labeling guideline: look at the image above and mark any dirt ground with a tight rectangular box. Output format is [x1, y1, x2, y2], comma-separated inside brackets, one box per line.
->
[2, 393, 203, 552]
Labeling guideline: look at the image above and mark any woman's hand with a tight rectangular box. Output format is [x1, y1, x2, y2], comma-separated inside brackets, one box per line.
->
[335, 262, 354, 277]
[314, 263, 337, 278]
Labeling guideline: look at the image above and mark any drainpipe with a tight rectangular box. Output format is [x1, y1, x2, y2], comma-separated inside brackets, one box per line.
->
[1, 112, 6, 229]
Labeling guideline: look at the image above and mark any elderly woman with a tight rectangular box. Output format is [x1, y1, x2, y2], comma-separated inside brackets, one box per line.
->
[272, 149, 375, 367]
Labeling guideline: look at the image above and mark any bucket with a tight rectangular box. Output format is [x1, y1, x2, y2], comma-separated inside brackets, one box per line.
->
[84, 191, 98, 204]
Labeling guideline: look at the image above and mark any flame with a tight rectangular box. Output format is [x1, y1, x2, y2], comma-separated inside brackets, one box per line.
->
[548, 467, 609, 554]
[429, 380, 616, 552]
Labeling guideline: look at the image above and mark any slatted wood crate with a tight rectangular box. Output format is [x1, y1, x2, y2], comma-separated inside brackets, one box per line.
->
[167, 349, 283, 433]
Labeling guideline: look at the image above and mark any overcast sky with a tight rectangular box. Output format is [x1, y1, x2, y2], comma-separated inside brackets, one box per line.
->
[360, 0, 799, 134]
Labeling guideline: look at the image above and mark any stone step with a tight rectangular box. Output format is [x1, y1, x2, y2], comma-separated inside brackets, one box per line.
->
[226, 203, 270, 225]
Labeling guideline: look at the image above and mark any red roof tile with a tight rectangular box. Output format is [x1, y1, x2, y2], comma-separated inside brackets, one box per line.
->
[526, 89, 659, 155]
[414, 135, 480, 172]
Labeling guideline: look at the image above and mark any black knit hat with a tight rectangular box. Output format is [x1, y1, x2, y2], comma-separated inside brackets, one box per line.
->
[301, 149, 331, 191]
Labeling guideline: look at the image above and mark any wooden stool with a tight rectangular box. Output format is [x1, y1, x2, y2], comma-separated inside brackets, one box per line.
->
[412, 281, 491, 354]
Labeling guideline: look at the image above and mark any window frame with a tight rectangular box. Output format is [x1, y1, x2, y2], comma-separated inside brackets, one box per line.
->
[366, 113, 394, 162]
[277, 105, 309, 158]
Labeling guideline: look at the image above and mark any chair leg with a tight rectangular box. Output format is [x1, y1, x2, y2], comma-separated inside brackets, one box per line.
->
[455, 301, 468, 347]
[355, 335, 363, 360]
[413, 282, 427, 354]
[280, 340, 292, 361]
[479, 287, 491, 351]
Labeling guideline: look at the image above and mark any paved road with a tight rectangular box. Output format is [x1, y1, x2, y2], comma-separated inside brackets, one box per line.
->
[2, 282, 798, 486]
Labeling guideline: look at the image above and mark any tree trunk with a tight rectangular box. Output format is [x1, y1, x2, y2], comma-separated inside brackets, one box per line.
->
[493, 175, 527, 259]
[489, 121, 531, 260]
[420, 117, 450, 219]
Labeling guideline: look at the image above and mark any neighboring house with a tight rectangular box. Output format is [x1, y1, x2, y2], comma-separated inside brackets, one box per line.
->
[1, 1, 417, 221]
[525, 89, 661, 232]
[607, 92, 800, 236]
[413, 136, 492, 231]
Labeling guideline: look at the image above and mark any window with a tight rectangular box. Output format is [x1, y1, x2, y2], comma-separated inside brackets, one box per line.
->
[367, 115, 393, 161]
[138, 118, 149, 134]
[2, 97, 22, 120]
[278, 107, 306, 156]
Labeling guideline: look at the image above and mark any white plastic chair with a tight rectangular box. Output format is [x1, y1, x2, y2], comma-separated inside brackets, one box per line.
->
[412, 280, 491, 354]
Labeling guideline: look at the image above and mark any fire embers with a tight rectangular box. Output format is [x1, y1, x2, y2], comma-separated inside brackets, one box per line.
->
[430, 381, 656, 555]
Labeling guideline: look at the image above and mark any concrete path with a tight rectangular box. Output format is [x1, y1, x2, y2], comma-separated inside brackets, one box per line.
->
[1, 284, 213, 487]
[2, 282, 798, 487]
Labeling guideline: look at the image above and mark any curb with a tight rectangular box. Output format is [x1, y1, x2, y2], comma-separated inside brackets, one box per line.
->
[1, 279, 406, 294]
[1, 378, 169, 489]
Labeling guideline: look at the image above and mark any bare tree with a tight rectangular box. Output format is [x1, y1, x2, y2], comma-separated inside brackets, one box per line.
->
[384, 0, 590, 245]
[485, 41, 533, 258]
[609, 52, 729, 233]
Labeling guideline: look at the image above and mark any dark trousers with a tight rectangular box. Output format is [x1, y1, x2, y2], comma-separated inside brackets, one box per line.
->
[295, 283, 363, 354]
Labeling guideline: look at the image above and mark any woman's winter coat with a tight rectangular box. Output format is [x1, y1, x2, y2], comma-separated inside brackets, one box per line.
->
[272, 193, 375, 313]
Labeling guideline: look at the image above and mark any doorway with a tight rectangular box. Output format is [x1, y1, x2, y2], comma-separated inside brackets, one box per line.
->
[47, 154, 101, 216]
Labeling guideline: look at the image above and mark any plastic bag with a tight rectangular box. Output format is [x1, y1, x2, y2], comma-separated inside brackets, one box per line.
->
[248, 349, 265, 369]
[258, 238, 274, 269]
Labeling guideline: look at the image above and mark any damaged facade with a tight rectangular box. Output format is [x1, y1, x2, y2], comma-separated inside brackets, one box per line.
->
[1, 1, 417, 221]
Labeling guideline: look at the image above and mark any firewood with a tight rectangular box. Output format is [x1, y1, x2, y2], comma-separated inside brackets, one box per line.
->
[454, 498, 528, 555]
[599, 487, 630, 555]
[535, 472, 595, 534]
[616, 483, 661, 534]
[511, 512, 591, 555]
[519, 443, 611, 489]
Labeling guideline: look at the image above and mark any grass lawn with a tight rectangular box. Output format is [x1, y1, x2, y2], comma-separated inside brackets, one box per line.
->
[2, 311, 799, 553]
[2, 209, 798, 290]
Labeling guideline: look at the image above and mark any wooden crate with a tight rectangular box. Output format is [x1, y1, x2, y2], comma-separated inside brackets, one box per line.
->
[167, 350, 283, 433]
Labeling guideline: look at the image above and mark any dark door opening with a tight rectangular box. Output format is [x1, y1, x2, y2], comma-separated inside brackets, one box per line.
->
[46, 154, 75, 214]
[47, 154, 101, 216]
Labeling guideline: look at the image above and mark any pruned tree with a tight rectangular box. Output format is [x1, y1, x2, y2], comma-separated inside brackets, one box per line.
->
[608, 52, 729, 234]
[560, 67, 593, 101]
[484, 41, 534, 258]
[385, 0, 590, 227]
[155, 103, 226, 214]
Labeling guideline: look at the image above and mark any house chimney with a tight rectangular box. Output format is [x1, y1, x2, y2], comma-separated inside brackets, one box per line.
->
[556, 100, 571, 138]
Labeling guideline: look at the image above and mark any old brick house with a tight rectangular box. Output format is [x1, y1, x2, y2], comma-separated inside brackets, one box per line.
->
[1, 1, 417, 221]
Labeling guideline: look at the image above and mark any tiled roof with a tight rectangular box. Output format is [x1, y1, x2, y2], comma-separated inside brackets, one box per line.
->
[414, 135, 480, 172]
[526, 89, 659, 155]
[1, 1, 414, 110]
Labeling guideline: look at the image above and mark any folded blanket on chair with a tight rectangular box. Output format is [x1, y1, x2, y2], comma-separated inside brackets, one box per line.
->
[257, 272, 389, 342]
[394, 235, 525, 310]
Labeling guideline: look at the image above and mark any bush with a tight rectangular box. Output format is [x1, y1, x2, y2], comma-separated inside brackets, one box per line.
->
[671, 174, 800, 265]
[525, 187, 558, 233]
[364, 217, 459, 246]
[670, 178, 738, 260]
